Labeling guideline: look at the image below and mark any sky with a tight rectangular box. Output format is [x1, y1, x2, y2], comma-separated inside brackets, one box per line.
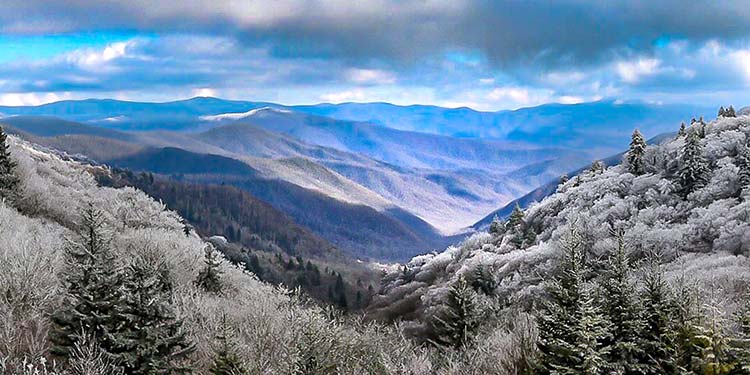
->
[1, 1, 750, 110]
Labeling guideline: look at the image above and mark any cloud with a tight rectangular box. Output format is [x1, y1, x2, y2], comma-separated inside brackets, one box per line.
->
[3, 1, 750, 70]
[616, 58, 662, 83]
[320, 89, 367, 103]
[345, 68, 396, 85]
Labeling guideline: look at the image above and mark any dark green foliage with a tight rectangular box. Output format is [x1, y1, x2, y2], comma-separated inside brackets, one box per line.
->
[678, 129, 709, 197]
[209, 314, 247, 375]
[678, 122, 687, 138]
[599, 233, 646, 374]
[489, 215, 504, 235]
[559, 173, 569, 186]
[727, 105, 737, 118]
[109, 253, 195, 374]
[627, 129, 647, 175]
[49, 205, 125, 359]
[536, 228, 611, 374]
[471, 264, 497, 296]
[507, 203, 527, 247]
[737, 143, 750, 190]
[0, 125, 19, 202]
[639, 257, 678, 374]
[430, 277, 484, 349]
[719, 106, 726, 118]
[195, 246, 223, 294]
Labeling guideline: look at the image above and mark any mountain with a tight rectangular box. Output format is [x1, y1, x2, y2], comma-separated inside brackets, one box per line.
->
[370, 114, 750, 342]
[471, 131, 679, 230]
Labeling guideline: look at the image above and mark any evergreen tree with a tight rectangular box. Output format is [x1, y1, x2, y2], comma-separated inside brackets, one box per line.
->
[111, 254, 195, 374]
[209, 314, 247, 375]
[0, 125, 20, 203]
[737, 143, 750, 190]
[431, 277, 483, 349]
[727, 105, 737, 118]
[590, 160, 605, 174]
[49, 205, 125, 359]
[678, 122, 687, 138]
[507, 203, 526, 247]
[678, 129, 710, 197]
[195, 245, 223, 294]
[489, 215, 504, 235]
[719, 106, 726, 117]
[730, 298, 750, 373]
[537, 228, 610, 374]
[599, 232, 646, 374]
[627, 129, 647, 175]
[692, 305, 739, 375]
[671, 273, 703, 372]
[180, 219, 192, 237]
[639, 256, 678, 374]
[471, 264, 497, 296]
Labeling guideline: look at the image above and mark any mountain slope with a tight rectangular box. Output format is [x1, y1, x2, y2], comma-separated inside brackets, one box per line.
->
[370, 114, 750, 339]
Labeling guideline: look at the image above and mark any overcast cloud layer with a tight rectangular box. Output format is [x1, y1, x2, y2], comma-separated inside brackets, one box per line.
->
[1, 1, 750, 109]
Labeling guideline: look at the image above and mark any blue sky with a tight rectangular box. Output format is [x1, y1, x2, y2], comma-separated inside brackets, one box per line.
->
[1, 1, 750, 110]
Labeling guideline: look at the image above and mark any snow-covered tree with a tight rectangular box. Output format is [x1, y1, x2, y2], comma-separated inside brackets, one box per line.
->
[737, 143, 750, 190]
[559, 173, 569, 186]
[49, 205, 126, 359]
[430, 277, 484, 349]
[678, 129, 709, 197]
[489, 215, 504, 236]
[627, 129, 647, 175]
[719, 106, 726, 118]
[110, 253, 195, 374]
[0, 126, 19, 203]
[537, 228, 610, 374]
[507, 203, 526, 247]
[196, 245, 223, 294]
[590, 160, 605, 174]
[639, 256, 678, 374]
[678, 122, 687, 138]
[727, 106, 737, 118]
[209, 314, 248, 375]
[599, 232, 646, 374]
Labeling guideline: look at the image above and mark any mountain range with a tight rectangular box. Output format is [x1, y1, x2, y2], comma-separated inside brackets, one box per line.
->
[0, 98, 712, 261]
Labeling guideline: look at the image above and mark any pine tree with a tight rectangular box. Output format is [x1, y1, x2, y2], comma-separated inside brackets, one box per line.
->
[627, 129, 647, 176]
[0, 125, 20, 203]
[678, 129, 709, 197]
[678, 122, 687, 138]
[431, 277, 483, 349]
[195, 245, 223, 294]
[209, 314, 247, 375]
[730, 298, 750, 373]
[599, 232, 646, 374]
[471, 264, 497, 296]
[692, 305, 738, 374]
[489, 215, 504, 235]
[639, 256, 678, 374]
[590, 160, 605, 174]
[49, 205, 126, 359]
[719, 106, 726, 117]
[727, 106, 737, 118]
[180, 219, 192, 237]
[110, 254, 195, 374]
[737, 143, 750, 190]
[507, 203, 526, 247]
[671, 273, 703, 372]
[537, 228, 610, 374]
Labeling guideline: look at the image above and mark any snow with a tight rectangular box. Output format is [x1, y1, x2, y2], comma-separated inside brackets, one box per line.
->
[199, 107, 291, 121]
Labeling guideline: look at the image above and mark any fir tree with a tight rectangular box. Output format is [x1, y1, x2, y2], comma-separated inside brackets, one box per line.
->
[0, 125, 20, 203]
[599, 232, 646, 374]
[590, 160, 605, 174]
[727, 105, 737, 118]
[489, 215, 504, 235]
[431, 277, 484, 349]
[719, 106, 726, 117]
[180, 219, 192, 237]
[730, 297, 750, 373]
[470, 264, 497, 296]
[49, 205, 126, 359]
[640, 256, 678, 374]
[111, 254, 195, 374]
[678, 122, 687, 138]
[537, 228, 610, 374]
[678, 129, 709, 197]
[195, 245, 223, 294]
[209, 314, 247, 375]
[627, 129, 647, 176]
[736, 143, 750, 190]
[671, 272, 703, 371]
[507, 203, 526, 247]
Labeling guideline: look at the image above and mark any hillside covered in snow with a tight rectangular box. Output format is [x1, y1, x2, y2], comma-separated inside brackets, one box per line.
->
[370, 112, 750, 358]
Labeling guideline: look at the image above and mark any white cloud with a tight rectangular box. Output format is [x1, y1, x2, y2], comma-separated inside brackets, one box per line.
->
[487, 87, 531, 103]
[556, 95, 585, 104]
[0, 92, 71, 106]
[64, 40, 138, 71]
[616, 58, 661, 83]
[345, 68, 396, 85]
[320, 89, 367, 102]
[192, 88, 218, 97]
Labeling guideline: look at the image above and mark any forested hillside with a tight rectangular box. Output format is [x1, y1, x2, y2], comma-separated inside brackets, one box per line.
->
[370, 111, 750, 372]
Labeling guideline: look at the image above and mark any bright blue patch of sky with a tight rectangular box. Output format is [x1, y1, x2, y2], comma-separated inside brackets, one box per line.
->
[0, 32, 142, 63]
